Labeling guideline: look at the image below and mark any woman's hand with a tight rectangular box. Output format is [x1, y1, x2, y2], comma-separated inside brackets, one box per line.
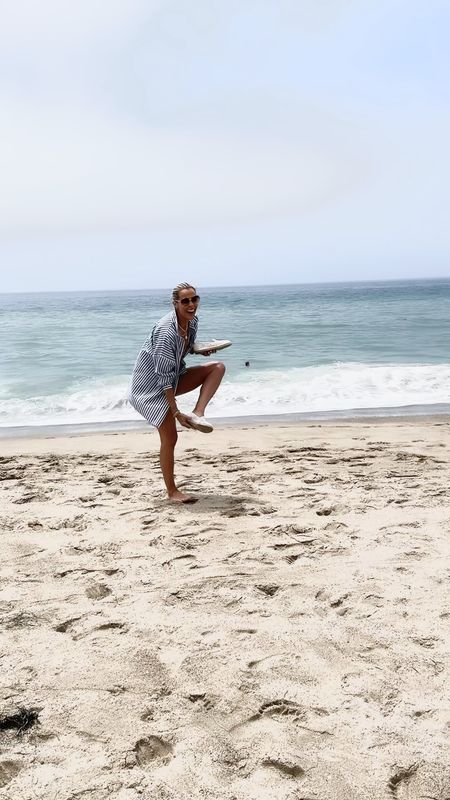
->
[202, 349, 216, 357]
[175, 412, 194, 429]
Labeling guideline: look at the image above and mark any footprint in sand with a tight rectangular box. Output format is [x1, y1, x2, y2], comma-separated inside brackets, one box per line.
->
[315, 589, 350, 616]
[410, 635, 439, 649]
[25, 519, 44, 530]
[5, 611, 47, 629]
[0, 516, 15, 530]
[49, 515, 88, 531]
[187, 693, 215, 710]
[256, 585, 280, 597]
[0, 760, 22, 788]
[247, 505, 277, 516]
[316, 505, 338, 516]
[133, 736, 173, 768]
[54, 615, 127, 639]
[285, 552, 303, 564]
[323, 521, 348, 532]
[270, 523, 314, 536]
[261, 757, 305, 779]
[303, 474, 324, 484]
[381, 522, 421, 530]
[13, 491, 48, 504]
[90, 621, 128, 635]
[388, 764, 419, 798]
[234, 628, 257, 637]
[388, 763, 450, 800]
[97, 475, 115, 485]
[232, 699, 306, 730]
[54, 616, 84, 633]
[224, 505, 248, 518]
[85, 583, 111, 600]
[141, 516, 157, 531]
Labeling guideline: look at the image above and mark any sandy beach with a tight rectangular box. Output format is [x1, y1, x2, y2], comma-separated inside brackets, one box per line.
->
[1, 418, 449, 800]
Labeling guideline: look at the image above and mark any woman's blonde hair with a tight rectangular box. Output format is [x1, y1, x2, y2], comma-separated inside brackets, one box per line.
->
[172, 282, 196, 303]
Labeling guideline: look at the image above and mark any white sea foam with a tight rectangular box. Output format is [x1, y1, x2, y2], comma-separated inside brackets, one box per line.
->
[204, 362, 450, 418]
[1, 362, 449, 429]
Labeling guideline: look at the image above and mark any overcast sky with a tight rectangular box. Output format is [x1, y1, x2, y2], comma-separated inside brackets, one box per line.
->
[1, 0, 449, 292]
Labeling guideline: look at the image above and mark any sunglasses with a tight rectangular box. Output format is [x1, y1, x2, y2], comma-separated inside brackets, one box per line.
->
[178, 295, 200, 305]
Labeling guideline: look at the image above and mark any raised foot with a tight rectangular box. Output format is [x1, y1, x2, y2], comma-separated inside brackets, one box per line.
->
[168, 490, 198, 504]
[188, 412, 213, 433]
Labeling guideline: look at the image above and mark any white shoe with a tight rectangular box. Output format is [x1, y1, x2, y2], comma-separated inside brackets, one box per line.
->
[186, 413, 213, 433]
[192, 339, 232, 354]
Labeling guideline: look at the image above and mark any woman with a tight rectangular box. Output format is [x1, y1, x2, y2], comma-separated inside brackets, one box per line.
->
[129, 283, 226, 504]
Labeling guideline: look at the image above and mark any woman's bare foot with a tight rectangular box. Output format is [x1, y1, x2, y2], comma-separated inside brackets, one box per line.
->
[168, 489, 198, 504]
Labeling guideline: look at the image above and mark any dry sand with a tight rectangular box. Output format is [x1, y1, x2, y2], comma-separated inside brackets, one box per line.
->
[0, 419, 449, 800]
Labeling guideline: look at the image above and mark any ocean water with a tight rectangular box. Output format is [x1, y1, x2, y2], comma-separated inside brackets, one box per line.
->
[1, 279, 449, 433]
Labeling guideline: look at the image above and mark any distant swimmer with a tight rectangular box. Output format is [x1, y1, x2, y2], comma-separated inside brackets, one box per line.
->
[245, 361, 250, 367]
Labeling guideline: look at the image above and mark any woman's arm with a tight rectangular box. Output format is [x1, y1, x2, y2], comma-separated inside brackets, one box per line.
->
[164, 387, 192, 428]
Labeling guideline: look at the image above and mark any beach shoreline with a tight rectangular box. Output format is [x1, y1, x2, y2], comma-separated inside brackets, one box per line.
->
[1, 418, 449, 798]
[1, 402, 450, 444]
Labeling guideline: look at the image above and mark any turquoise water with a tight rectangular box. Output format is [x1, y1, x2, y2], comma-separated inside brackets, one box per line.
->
[1, 279, 449, 431]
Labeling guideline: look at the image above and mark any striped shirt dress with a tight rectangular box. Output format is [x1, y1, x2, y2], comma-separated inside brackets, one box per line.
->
[129, 310, 198, 428]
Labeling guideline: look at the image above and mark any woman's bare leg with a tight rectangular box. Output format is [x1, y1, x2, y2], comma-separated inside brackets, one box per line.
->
[157, 363, 224, 502]
[157, 411, 196, 503]
[176, 362, 225, 416]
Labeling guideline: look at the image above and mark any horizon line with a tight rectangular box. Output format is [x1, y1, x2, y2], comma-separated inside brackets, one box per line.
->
[1, 275, 449, 296]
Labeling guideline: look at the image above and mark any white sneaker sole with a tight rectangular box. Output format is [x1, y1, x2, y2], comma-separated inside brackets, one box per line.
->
[192, 340, 232, 355]
[187, 414, 213, 433]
